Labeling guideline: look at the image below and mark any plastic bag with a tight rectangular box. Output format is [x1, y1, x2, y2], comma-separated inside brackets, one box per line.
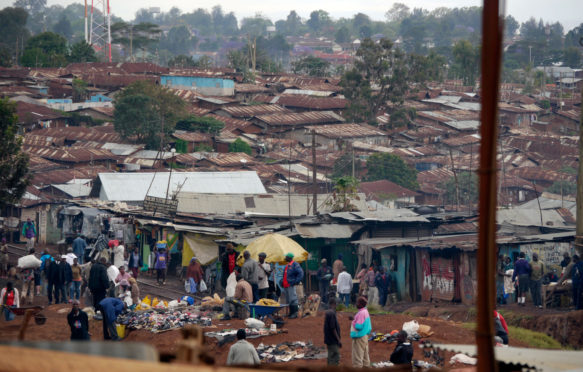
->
[189, 278, 197, 294]
[152, 297, 159, 307]
[402, 320, 419, 335]
[245, 318, 265, 329]
[142, 295, 151, 306]
[17, 255, 42, 269]
[199, 279, 207, 292]
[184, 280, 190, 292]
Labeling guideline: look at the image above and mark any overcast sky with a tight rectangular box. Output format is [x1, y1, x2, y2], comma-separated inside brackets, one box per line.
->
[2, 0, 581, 31]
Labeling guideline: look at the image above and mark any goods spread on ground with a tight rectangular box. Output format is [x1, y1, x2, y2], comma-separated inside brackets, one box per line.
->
[117, 308, 212, 333]
[256, 341, 326, 363]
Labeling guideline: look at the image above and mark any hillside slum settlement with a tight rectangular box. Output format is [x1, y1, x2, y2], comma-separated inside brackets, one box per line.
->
[0, 62, 581, 307]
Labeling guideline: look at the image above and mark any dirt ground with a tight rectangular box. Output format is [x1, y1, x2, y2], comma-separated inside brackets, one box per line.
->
[0, 294, 529, 370]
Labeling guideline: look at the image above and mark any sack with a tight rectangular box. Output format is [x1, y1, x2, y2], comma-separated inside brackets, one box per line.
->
[245, 318, 265, 329]
[17, 255, 42, 269]
[199, 279, 207, 292]
[402, 320, 419, 335]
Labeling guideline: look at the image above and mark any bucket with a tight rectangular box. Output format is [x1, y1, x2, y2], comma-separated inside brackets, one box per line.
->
[116, 324, 126, 339]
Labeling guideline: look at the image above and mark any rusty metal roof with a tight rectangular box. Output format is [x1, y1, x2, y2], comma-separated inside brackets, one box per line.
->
[254, 94, 347, 110]
[24, 146, 118, 163]
[219, 104, 290, 118]
[205, 113, 259, 134]
[198, 152, 256, 167]
[172, 131, 212, 142]
[255, 110, 344, 126]
[30, 127, 123, 143]
[304, 123, 386, 138]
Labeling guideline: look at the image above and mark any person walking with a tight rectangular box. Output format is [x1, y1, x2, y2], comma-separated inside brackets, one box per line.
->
[46, 255, 62, 304]
[512, 252, 531, 306]
[67, 300, 90, 340]
[88, 257, 110, 311]
[494, 310, 509, 345]
[355, 263, 368, 296]
[389, 331, 413, 365]
[226, 329, 260, 366]
[72, 234, 87, 265]
[0, 238, 9, 278]
[59, 256, 72, 303]
[350, 296, 372, 368]
[242, 251, 259, 302]
[21, 218, 36, 252]
[323, 297, 342, 366]
[364, 265, 378, 307]
[376, 267, 392, 307]
[186, 257, 204, 292]
[20, 265, 35, 306]
[257, 252, 271, 299]
[1, 282, 19, 321]
[70, 258, 82, 302]
[337, 266, 353, 307]
[332, 254, 344, 280]
[221, 243, 239, 289]
[529, 253, 544, 308]
[317, 259, 333, 306]
[127, 246, 142, 279]
[154, 244, 168, 285]
[569, 255, 583, 310]
[282, 253, 303, 319]
[99, 297, 125, 341]
[112, 241, 125, 269]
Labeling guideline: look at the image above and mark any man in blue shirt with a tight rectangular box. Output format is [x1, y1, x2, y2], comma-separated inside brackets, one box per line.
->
[72, 234, 87, 264]
[99, 297, 125, 340]
[512, 252, 531, 306]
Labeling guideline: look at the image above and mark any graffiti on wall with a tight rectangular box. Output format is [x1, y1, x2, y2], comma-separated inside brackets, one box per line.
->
[519, 242, 572, 268]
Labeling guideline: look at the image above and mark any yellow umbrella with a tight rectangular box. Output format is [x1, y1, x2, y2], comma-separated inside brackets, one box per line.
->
[243, 233, 309, 264]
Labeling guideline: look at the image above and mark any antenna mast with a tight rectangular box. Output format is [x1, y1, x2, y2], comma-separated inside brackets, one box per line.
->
[89, 0, 112, 62]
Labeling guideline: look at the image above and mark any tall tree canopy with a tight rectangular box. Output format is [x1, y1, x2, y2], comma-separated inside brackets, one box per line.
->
[366, 153, 418, 190]
[0, 99, 30, 205]
[114, 81, 186, 149]
[20, 32, 68, 67]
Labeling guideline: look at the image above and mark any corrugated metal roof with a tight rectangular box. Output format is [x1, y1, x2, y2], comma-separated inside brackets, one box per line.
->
[219, 104, 290, 118]
[255, 110, 344, 126]
[331, 208, 428, 223]
[176, 192, 368, 216]
[51, 183, 92, 198]
[304, 123, 386, 138]
[98, 171, 267, 201]
[435, 344, 583, 372]
[295, 223, 362, 238]
[254, 94, 347, 110]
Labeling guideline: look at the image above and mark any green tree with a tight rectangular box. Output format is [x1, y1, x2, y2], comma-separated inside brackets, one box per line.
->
[385, 3, 410, 23]
[0, 99, 30, 205]
[69, 41, 97, 63]
[114, 81, 186, 149]
[563, 47, 582, 68]
[0, 7, 30, 57]
[111, 22, 161, 62]
[452, 40, 479, 86]
[160, 25, 193, 55]
[332, 152, 364, 179]
[0, 46, 12, 67]
[443, 172, 477, 205]
[72, 78, 88, 102]
[340, 38, 408, 122]
[366, 153, 418, 190]
[327, 176, 361, 212]
[175, 115, 224, 135]
[52, 14, 72, 40]
[335, 26, 351, 43]
[292, 56, 331, 76]
[504, 15, 519, 38]
[547, 180, 577, 196]
[389, 107, 416, 129]
[307, 10, 331, 35]
[228, 138, 252, 155]
[168, 54, 197, 68]
[20, 32, 68, 67]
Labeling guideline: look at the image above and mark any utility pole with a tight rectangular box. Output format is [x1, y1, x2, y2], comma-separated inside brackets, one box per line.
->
[312, 130, 317, 215]
[576, 31, 583, 256]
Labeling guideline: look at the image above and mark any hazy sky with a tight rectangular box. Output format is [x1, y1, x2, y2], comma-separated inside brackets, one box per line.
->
[2, 0, 581, 31]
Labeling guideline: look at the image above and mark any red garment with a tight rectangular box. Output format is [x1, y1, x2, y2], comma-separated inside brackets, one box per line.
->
[494, 310, 509, 333]
[187, 261, 204, 284]
[5, 289, 15, 306]
[228, 253, 236, 274]
[283, 260, 294, 288]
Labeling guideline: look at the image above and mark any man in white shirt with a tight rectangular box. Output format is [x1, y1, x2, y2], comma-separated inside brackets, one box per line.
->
[337, 266, 353, 307]
[227, 329, 260, 366]
[106, 262, 120, 297]
[113, 241, 125, 269]
[64, 248, 77, 266]
[257, 252, 271, 299]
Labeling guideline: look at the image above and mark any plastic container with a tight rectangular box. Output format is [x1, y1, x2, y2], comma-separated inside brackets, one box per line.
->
[116, 324, 126, 339]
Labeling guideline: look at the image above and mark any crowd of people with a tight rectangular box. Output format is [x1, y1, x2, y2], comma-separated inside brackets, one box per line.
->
[497, 251, 583, 309]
